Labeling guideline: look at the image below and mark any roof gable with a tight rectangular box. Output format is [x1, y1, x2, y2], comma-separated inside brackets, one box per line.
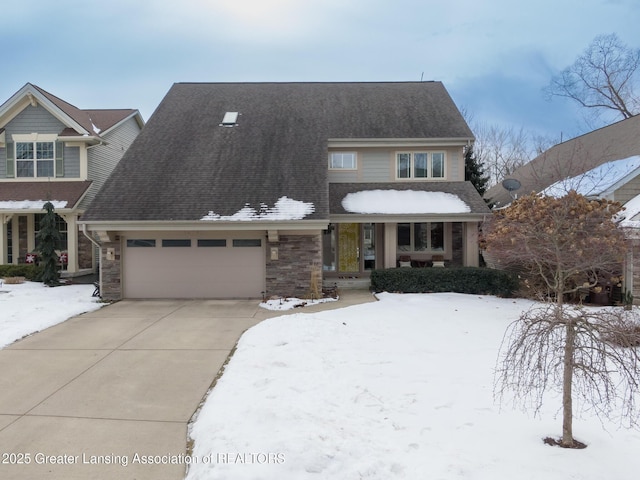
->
[82, 82, 473, 222]
[0, 83, 142, 139]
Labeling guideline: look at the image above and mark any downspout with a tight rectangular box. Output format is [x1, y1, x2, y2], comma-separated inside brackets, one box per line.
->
[81, 224, 103, 296]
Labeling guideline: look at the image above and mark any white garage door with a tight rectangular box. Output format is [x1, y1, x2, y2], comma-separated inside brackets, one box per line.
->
[123, 236, 265, 298]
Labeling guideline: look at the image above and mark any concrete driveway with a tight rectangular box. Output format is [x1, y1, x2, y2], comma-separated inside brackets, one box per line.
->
[0, 291, 375, 479]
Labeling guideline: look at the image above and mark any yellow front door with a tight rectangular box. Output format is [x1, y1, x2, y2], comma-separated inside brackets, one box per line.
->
[338, 223, 360, 272]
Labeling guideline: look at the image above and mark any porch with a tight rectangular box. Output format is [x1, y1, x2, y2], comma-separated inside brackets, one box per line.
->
[0, 212, 95, 275]
[322, 221, 480, 286]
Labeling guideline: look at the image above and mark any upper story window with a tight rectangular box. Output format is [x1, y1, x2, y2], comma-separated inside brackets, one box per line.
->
[16, 141, 55, 177]
[396, 152, 445, 179]
[329, 152, 357, 170]
[5, 139, 64, 179]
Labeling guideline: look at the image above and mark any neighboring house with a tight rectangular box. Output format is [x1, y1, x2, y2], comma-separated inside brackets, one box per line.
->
[484, 114, 640, 207]
[484, 114, 640, 302]
[79, 82, 490, 300]
[0, 83, 144, 275]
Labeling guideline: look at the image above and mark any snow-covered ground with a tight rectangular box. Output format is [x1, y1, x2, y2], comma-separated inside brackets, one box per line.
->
[187, 293, 640, 480]
[2, 283, 639, 479]
[0, 280, 103, 349]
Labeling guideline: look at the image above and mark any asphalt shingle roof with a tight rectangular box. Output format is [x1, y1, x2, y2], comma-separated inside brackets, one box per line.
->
[0, 181, 92, 208]
[82, 82, 474, 222]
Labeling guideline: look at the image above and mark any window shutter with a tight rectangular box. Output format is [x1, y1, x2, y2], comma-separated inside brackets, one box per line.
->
[55, 141, 64, 177]
[5, 141, 14, 177]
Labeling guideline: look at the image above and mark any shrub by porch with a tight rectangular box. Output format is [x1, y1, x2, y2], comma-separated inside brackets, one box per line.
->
[370, 267, 518, 297]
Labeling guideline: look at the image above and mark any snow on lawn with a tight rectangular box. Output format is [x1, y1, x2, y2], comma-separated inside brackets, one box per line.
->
[0, 280, 104, 349]
[187, 293, 640, 480]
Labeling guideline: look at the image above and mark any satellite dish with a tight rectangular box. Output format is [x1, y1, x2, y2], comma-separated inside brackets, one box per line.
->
[502, 178, 521, 192]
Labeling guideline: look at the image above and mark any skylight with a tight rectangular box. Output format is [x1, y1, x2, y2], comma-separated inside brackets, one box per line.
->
[220, 111, 239, 127]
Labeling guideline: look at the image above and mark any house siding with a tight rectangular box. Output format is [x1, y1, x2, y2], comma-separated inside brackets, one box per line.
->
[5, 105, 66, 135]
[614, 175, 640, 205]
[63, 145, 81, 178]
[265, 233, 323, 298]
[328, 147, 466, 183]
[80, 116, 142, 210]
[362, 151, 392, 182]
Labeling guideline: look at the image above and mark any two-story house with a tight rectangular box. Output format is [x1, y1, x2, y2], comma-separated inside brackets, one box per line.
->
[0, 83, 144, 275]
[79, 82, 490, 300]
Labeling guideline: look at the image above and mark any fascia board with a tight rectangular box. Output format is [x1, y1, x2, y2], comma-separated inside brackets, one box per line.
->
[329, 213, 488, 223]
[78, 219, 330, 231]
[327, 138, 473, 148]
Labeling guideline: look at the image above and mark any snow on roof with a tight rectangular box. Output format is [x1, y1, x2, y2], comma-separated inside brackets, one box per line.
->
[341, 190, 471, 214]
[543, 155, 640, 198]
[0, 200, 68, 210]
[617, 193, 640, 228]
[201, 196, 315, 221]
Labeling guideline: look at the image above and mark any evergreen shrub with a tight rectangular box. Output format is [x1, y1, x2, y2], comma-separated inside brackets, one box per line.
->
[370, 267, 519, 297]
[0, 264, 43, 281]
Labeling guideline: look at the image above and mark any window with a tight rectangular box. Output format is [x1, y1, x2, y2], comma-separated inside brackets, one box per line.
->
[127, 239, 156, 247]
[329, 152, 356, 169]
[16, 142, 55, 177]
[198, 239, 227, 247]
[162, 239, 191, 247]
[233, 239, 262, 247]
[396, 152, 446, 179]
[397, 223, 444, 252]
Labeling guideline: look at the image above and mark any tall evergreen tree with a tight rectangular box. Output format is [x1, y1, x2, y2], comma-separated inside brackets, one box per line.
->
[36, 201, 62, 287]
[464, 145, 489, 197]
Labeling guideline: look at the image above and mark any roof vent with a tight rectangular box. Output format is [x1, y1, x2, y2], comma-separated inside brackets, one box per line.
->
[220, 111, 239, 127]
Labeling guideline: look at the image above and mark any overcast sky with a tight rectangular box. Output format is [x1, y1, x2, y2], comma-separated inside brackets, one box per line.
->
[2, 0, 638, 142]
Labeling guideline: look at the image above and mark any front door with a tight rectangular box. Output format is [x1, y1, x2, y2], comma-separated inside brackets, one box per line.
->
[338, 223, 360, 272]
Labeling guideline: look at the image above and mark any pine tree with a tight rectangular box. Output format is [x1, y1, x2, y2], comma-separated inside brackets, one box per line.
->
[36, 201, 62, 287]
[464, 145, 489, 197]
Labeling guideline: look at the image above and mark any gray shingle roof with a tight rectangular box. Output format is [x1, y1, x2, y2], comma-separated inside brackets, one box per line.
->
[329, 182, 491, 215]
[82, 82, 473, 222]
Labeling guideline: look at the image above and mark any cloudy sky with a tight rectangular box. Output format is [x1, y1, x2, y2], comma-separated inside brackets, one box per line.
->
[1, 0, 638, 141]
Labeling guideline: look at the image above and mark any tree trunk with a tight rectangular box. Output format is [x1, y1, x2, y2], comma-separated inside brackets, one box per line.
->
[562, 313, 575, 447]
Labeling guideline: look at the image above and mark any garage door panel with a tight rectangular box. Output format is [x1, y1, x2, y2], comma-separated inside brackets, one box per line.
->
[124, 239, 264, 299]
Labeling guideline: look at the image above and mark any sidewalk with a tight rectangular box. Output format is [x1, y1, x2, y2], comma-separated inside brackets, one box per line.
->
[0, 290, 376, 479]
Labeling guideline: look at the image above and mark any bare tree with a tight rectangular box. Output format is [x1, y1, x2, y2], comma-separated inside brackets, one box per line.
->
[473, 122, 533, 187]
[483, 191, 639, 447]
[545, 33, 640, 123]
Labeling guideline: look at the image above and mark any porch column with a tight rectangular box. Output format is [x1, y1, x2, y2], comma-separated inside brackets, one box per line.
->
[0, 215, 7, 264]
[10, 216, 18, 264]
[27, 214, 36, 254]
[463, 221, 479, 267]
[60, 214, 78, 274]
[384, 222, 397, 268]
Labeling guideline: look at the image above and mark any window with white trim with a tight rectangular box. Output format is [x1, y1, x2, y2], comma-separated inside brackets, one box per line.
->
[329, 152, 357, 169]
[396, 152, 445, 179]
[397, 222, 444, 252]
[16, 141, 55, 177]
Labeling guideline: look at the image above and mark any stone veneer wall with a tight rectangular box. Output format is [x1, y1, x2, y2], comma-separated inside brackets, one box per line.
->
[78, 232, 94, 269]
[100, 237, 121, 301]
[265, 234, 323, 298]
